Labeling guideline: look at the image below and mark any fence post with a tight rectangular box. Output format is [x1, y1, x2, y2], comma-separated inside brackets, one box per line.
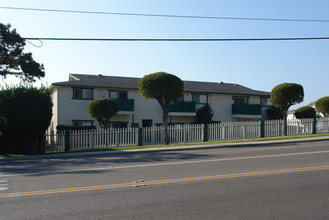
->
[203, 124, 208, 142]
[137, 127, 143, 146]
[259, 120, 265, 138]
[89, 130, 94, 149]
[64, 130, 70, 152]
[115, 129, 119, 147]
[312, 118, 317, 134]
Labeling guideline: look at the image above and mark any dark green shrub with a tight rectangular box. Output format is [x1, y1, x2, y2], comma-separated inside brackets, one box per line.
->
[88, 98, 119, 129]
[196, 103, 214, 124]
[0, 86, 52, 154]
[139, 72, 184, 145]
[294, 106, 316, 119]
[266, 106, 283, 120]
[56, 125, 96, 131]
[56, 125, 75, 131]
[270, 83, 304, 135]
[315, 96, 329, 117]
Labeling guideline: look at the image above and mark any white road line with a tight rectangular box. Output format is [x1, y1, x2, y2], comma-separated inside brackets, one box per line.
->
[245, 145, 301, 151]
[0, 187, 9, 191]
[1, 150, 329, 177]
[0, 169, 9, 191]
[0, 183, 9, 191]
[4, 164, 39, 168]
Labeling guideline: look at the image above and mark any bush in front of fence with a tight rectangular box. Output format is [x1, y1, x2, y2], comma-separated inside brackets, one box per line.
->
[56, 125, 97, 131]
[266, 106, 283, 120]
[196, 103, 214, 124]
[294, 106, 316, 119]
[0, 86, 52, 154]
[270, 83, 304, 136]
[315, 96, 329, 117]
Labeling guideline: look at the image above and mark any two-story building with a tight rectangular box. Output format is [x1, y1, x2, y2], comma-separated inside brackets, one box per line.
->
[49, 74, 271, 132]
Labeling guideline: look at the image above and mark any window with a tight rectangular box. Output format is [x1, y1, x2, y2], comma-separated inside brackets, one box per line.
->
[233, 96, 249, 104]
[109, 91, 128, 99]
[73, 88, 93, 99]
[192, 94, 208, 104]
[176, 95, 184, 102]
[260, 97, 269, 106]
[72, 120, 93, 127]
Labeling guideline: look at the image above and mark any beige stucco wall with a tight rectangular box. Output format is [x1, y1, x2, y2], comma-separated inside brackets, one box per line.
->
[129, 90, 162, 126]
[51, 86, 166, 129]
[50, 85, 266, 131]
[57, 86, 95, 126]
[208, 94, 232, 122]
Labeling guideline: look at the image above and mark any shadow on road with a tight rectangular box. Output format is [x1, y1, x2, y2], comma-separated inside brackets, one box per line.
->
[0, 151, 216, 176]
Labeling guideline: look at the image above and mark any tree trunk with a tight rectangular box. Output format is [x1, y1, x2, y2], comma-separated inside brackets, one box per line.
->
[282, 108, 288, 136]
[163, 108, 169, 145]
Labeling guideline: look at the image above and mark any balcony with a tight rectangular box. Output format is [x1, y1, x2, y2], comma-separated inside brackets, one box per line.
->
[114, 98, 134, 113]
[232, 103, 262, 118]
[169, 101, 196, 116]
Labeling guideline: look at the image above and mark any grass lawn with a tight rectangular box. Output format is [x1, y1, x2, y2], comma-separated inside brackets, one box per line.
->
[111, 133, 329, 150]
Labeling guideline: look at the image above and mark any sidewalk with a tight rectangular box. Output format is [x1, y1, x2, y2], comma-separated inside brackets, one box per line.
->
[1, 136, 329, 161]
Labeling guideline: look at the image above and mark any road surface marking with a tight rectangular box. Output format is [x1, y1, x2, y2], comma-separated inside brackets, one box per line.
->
[0, 169, 9, 191]
[0, 165, 329, 198]
[5, 164, 39, 168]
[1, 149, 329, 177]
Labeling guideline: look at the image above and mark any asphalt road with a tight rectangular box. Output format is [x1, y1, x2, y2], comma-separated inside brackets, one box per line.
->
[1, 139, 329, 219]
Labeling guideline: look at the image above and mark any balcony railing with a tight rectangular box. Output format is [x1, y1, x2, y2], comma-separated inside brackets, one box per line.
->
[169, 101, 196, 113]
[232, 103, 261, 115]
[114, 98, 134, 112]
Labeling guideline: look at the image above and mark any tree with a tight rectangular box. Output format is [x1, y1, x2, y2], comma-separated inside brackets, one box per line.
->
[88, 98, 119, 129]
[315, 96, 329, 117]
[0, 86, 52, 154]
[266, 106, 283, 120]
[0, 23, 45, 82]
[270, 83, 304, 136]
[139, 72, 184, 145]
[294, 106, 316, 119]
[196, 103, 214, 124]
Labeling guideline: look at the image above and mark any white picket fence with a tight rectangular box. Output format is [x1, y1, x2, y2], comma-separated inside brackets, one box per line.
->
[70, 128, 138, 151]
[44, 118, 329, 153]
[45, 128, 138, 153]
[265, 118, 314, 137]
[208, 121, 260, 141]
[44, 131, 65, 153]
[317, 117, 329, 134]
[143, 124, 203, 145]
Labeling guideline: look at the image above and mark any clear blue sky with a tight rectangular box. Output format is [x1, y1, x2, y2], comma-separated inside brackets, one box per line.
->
[1, 0, 329, 109]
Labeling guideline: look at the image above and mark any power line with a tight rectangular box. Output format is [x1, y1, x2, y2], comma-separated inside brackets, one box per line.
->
[20, 37, 329, 42]
[1, 6, 329, 23]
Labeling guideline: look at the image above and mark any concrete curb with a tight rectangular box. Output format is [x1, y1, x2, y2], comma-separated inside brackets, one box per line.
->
[1, 136, 329, 162]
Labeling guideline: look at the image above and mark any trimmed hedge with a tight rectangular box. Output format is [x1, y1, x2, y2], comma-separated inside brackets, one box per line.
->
[266, 106, 283, 120]
[294, 106, 316, 119]
[88, 98, 119, 129]
[315, 96, 329, 117]
[56, 125, 96, 131]
[0, 86, 52, 154]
